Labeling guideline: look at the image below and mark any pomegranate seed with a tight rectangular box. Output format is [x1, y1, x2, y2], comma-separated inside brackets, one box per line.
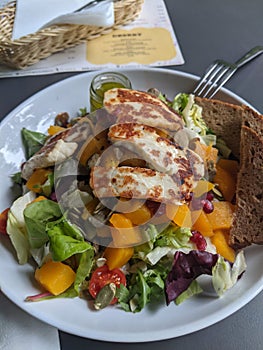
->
[206, 191, 214, 201]
[190, 230, 207, 251]
[184, 192, 193, 202]
[201, 199, 214, 214]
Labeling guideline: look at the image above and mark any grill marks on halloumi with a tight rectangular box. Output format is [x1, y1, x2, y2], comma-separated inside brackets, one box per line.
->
[103, 88, 184, 132]
[22, 87, 203, 206]
[21, 139, 78, 181]
[90, 123, 205, 204]
[108, 123, 204, 180]
[90, 166, 193, 204]
[88, 88, 206, 205]
[21, 117, 92, 180]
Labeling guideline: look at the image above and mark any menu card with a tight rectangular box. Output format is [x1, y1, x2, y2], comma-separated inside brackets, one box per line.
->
[0, 0, 184, 77]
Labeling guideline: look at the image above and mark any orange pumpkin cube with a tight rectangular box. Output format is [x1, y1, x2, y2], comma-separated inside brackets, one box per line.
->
[35, 260, 75, 296]
[104, 246, 134, 270]
[191, 210, 214, 237]
[166, 204, 192, 228]
[123, 204, 152, 225]
[109, 213, 134, 229]
[211, 229, 236, 263]
[213, 166, 236, 202]
[207, 201, 235, 230]
[216, 158, 239, 177]
[213, 158, 239, 202]
[109, 214, 142, 247]
[26, 168, 52, 193]
[78, 134, 109, 166]
[31, 196, 47, 204]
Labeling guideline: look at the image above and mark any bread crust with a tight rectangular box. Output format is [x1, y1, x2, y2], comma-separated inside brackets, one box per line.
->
[195, 97, 263, 248]
[230, 125, 263, 248]
[195, 97, 243, 159]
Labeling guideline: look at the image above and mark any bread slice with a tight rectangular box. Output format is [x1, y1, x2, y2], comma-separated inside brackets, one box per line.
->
[241, 104, 263, 136]
[195, 97, 263, 249]
[195, 97, 243, 159]
[229, 125, 263, 248]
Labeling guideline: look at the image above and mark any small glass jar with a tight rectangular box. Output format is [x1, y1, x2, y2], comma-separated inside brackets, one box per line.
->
[89, 72, 132, 112]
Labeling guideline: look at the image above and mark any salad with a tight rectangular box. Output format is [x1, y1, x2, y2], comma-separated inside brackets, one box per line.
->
[0, 86, 246, 313]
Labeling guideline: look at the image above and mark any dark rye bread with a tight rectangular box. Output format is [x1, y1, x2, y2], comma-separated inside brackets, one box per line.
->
[195, 97, 263, 249]
[241, 104, 263, 136]
[230, 125, 263, 248]
[195, 97, 243, 159]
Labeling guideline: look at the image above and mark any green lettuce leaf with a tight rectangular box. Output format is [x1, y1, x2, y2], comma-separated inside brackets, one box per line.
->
[6, 191, 36, 264]
[155, 224, 192, 249]
[171, 93, 189, 113]
[47, 217, 93, 261]
[118, 264, 169, 313]
[21, 128, 47, 159]
[41, 173, 54, 197]
[74, 250, 94, 293]
[134, 224, 193, 265]
[212, 251, 246, 296]
[24, 199, 62, 249]
[11, 172, 23, 186]
[7, 211, 30, 265]
[171, 93, 210, 138]
[175, 280, 203, 305]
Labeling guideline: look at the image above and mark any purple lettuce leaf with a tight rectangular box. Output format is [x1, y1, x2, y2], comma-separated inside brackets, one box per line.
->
[165, 250, 219, 304]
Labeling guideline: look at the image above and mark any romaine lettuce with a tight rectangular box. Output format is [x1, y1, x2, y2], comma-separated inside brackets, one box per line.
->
[6, 191, 36, 264]
[212, 251, 246, 296]
[172, 93, 209, 136]
[135, 224, 193, 265]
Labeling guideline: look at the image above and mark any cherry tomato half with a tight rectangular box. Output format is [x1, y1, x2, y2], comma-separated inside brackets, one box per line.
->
[0, 208, 10, 235]
[88, 265, 126, 304]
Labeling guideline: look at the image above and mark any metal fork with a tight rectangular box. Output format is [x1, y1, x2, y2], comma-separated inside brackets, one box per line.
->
[75, 0, 113, 12]
[193, 46, 263, 99]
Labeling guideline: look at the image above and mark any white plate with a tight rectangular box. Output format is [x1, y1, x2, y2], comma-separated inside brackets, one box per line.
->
[0, 68, 262, 343]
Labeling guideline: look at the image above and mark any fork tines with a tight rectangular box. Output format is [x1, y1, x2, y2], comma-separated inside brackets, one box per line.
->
[193, 60, 237, 99]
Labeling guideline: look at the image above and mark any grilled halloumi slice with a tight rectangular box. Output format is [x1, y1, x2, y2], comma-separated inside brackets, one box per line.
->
[90, 166, 197, 205]
[108, 123, 204, 179]
[21, 139, 78, 180]
[21, 117, 92, 180]
[103, 88, 184, 132]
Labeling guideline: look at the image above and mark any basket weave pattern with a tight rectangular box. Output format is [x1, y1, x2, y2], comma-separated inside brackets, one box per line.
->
[0, 0, 144, 69]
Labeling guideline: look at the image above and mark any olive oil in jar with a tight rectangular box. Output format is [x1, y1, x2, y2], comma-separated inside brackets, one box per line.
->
[89, 72, 132, 112]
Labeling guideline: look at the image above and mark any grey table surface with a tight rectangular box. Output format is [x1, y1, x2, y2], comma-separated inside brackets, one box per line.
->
[0, 0, 263, 349]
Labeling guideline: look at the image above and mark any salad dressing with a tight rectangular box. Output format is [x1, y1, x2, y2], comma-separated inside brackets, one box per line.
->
[89, 72, 132, 111]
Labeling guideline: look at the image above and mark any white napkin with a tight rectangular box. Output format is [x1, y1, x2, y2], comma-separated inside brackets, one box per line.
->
[12, 0, 114, 40]
[0, 292, 60, 350]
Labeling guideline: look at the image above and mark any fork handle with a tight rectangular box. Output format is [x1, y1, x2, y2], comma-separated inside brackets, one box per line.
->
[75, 0, 112, 12]
[235, 46, 263, 68]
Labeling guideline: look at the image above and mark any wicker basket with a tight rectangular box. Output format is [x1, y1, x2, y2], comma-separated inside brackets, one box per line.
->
[0, 0, 144, 69]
